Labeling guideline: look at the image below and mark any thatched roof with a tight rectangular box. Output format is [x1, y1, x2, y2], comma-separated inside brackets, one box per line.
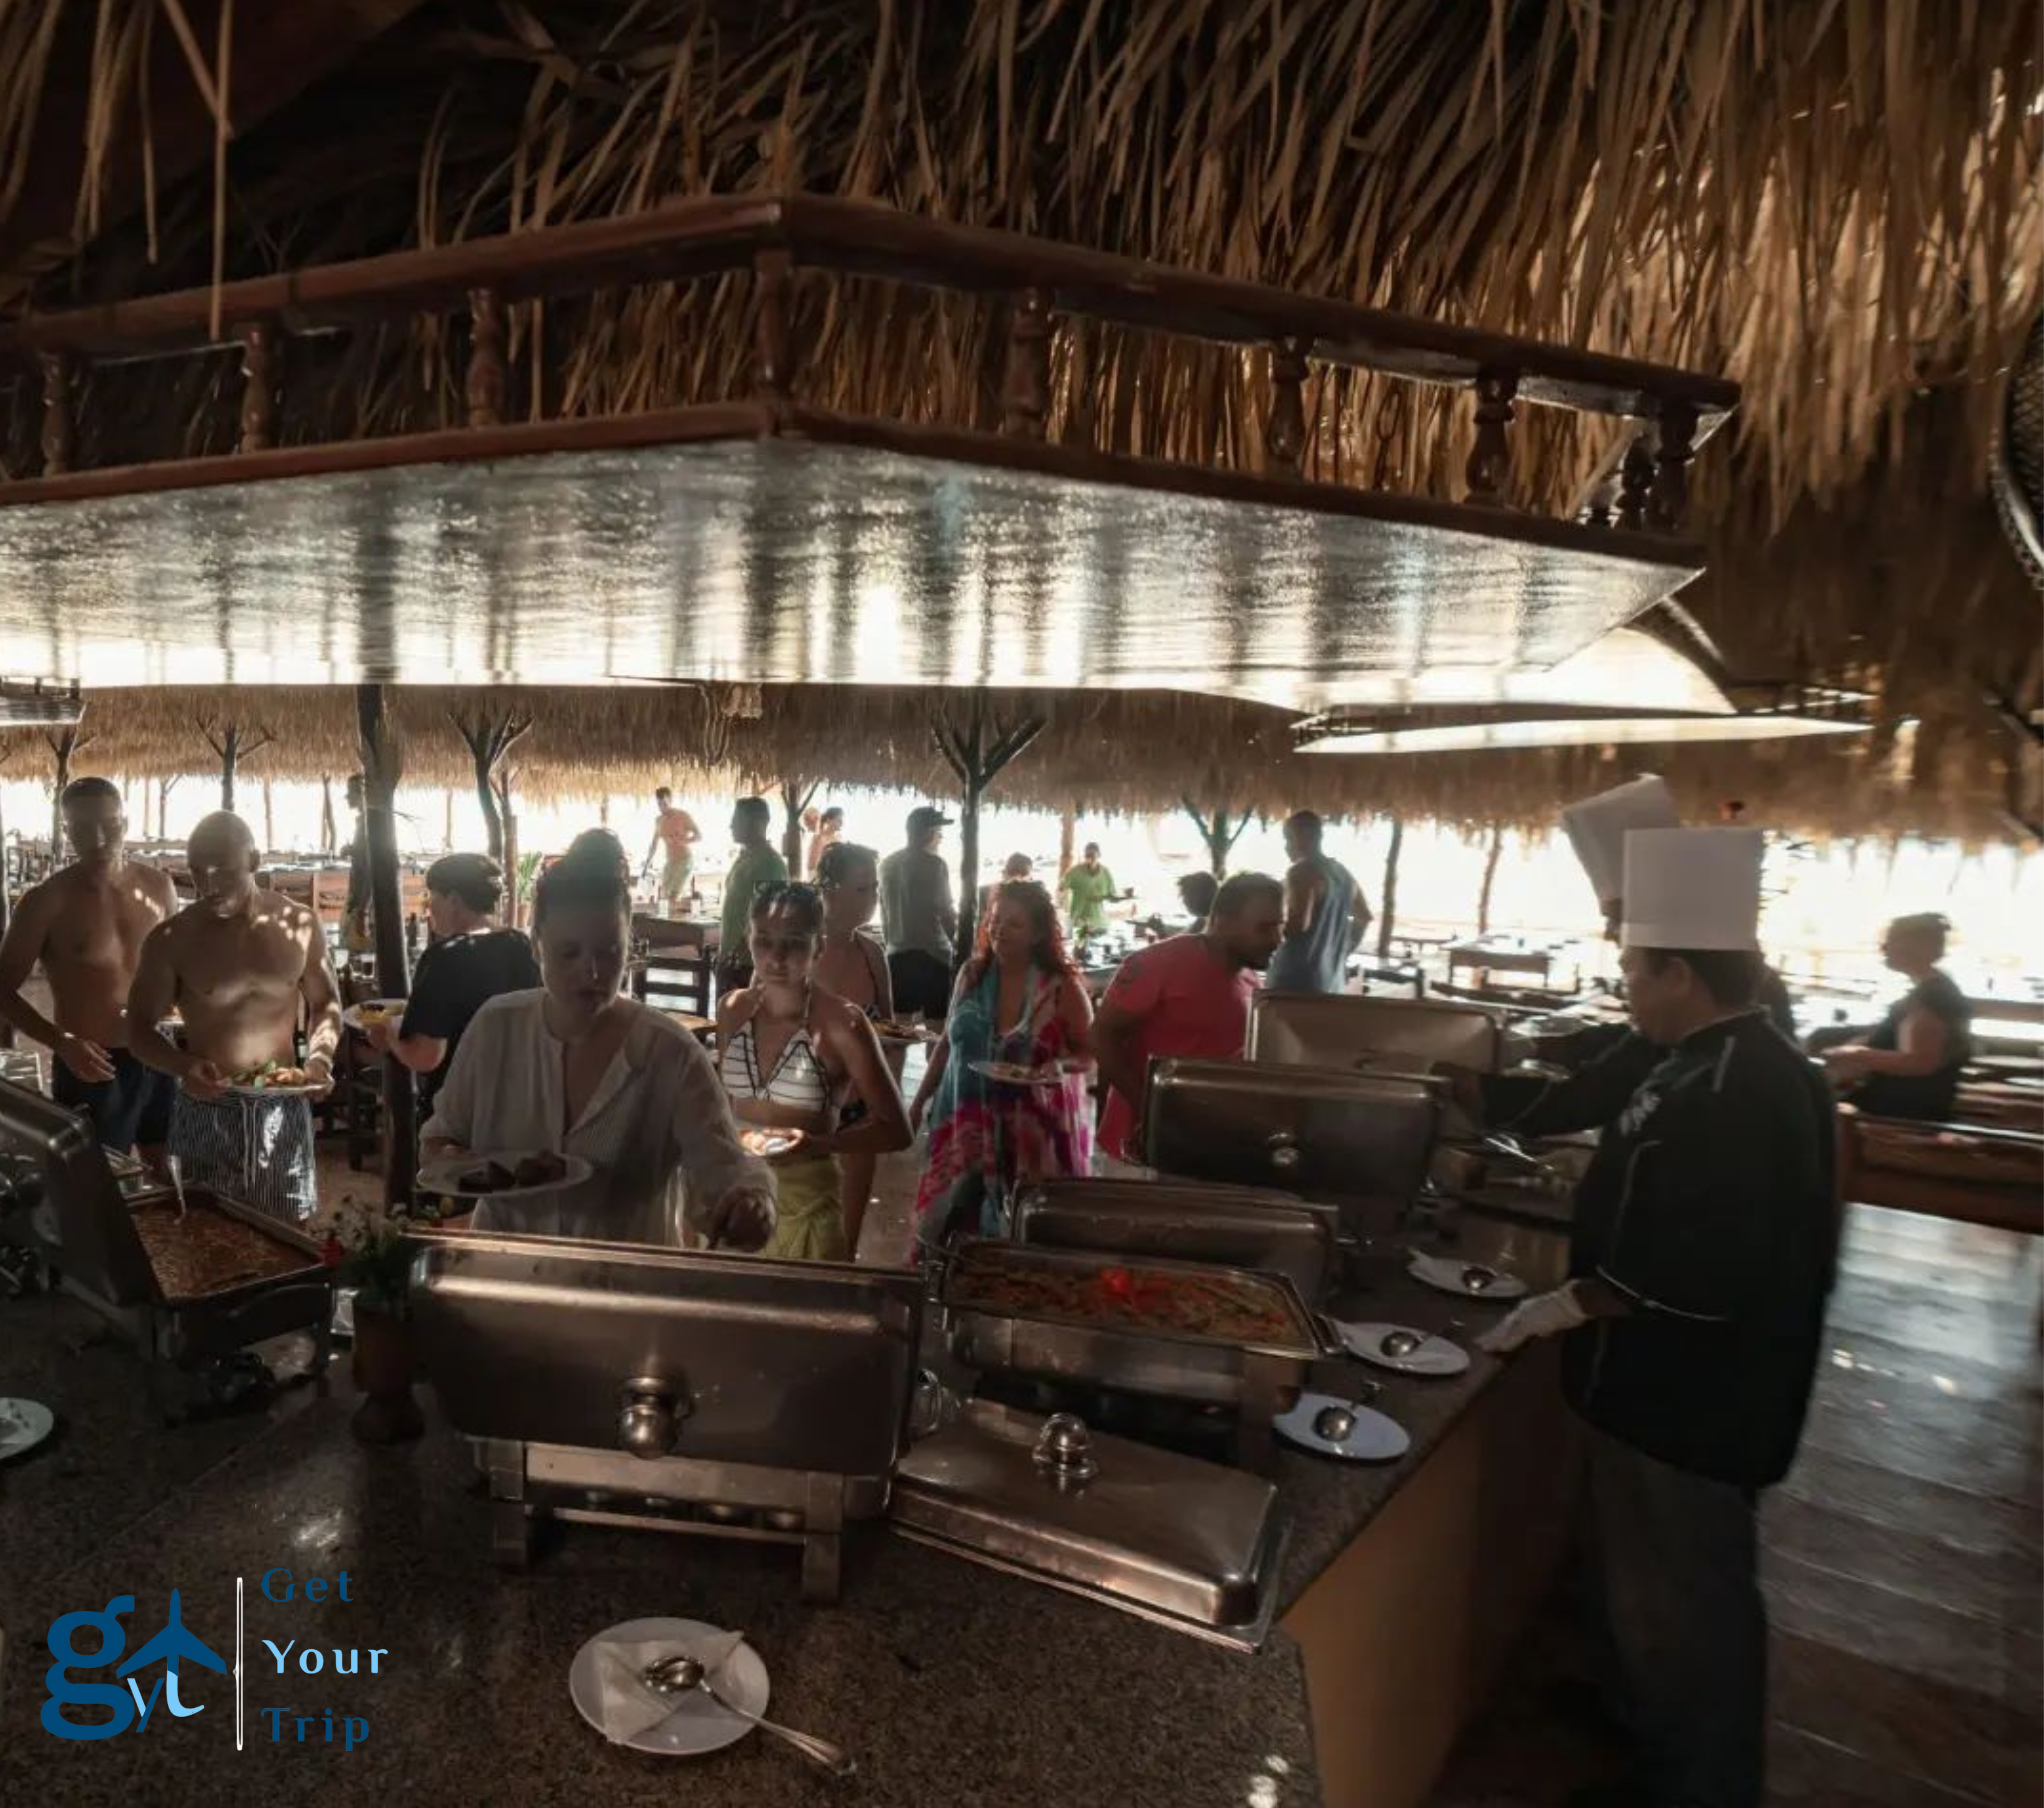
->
[1, 0, 2039, 835]
[2, 665, 2027, 847]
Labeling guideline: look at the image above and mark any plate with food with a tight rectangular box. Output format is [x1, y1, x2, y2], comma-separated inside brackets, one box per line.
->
[0, 1396, 56, 1462]
[415, 1150, 592, 1199]
[342, 999, 405, 1034]
[224, 1059, 325, 1096]
[736, 1126, 807, 1162]
[870, 1017, 934, 1044]
[1406, 1252, 1528, 1301]
[969, 1059, 1066, 1088]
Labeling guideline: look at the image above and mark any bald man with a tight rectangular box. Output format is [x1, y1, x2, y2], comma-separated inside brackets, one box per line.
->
[128, 813, 342, 1224]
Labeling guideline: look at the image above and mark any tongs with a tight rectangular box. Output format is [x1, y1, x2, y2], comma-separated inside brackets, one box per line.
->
[166, 1154, 190, 1222]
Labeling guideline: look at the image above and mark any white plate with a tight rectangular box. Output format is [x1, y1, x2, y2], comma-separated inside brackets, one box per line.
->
[871, 1020, 934, 1045]
[415, 1151, 594, 1200]
[1274, 1391, 1410, 1462]
[1407, 1252, 1529, 1301]
[737, 1128, 806, 1161]
[568, 1618, 769, 1757]
[342, 1000, 405, 1033]
[223, 1079, 326, 1097]
[1334, 1320, 1471, 1377]
[0, 1397, 56, 1461]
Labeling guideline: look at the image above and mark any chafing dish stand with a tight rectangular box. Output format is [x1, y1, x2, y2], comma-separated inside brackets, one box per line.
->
[408, 1230, 925, 1602]
[0, 1079, 334, 1422]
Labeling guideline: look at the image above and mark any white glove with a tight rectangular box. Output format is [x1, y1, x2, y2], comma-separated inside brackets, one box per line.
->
[1476, 1281, 1589, 1355]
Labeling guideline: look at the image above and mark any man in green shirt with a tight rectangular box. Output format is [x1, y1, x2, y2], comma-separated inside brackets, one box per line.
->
[1060, 843, 1121, 940]
[716, 796, 789, 992]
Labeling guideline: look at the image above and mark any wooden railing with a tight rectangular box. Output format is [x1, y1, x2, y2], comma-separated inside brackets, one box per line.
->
[0, 193, 1738, 531]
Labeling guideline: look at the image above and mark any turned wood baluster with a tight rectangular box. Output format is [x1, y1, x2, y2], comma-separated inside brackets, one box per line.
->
[753, 250, 795, 406]
[466, 287, 507, 428]
[1649, 398, 1699, 531]
[1616, 435, 1656, 530]
[1264, 337, 1310, 475]
[39, 352, 74, 476]
[1001, 287, 1052, 437]
[1463, 366, 1518, 504]
[239, 320, 278, 453]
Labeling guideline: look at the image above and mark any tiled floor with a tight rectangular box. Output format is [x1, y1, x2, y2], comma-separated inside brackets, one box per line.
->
[1432, 1205, 2043, 1806]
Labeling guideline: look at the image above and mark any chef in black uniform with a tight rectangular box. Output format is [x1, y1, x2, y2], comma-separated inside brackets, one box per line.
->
[1477, 828, 1838, 1808]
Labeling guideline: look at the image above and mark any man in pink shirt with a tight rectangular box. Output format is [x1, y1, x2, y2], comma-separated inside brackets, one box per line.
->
[1092, 873, 1285, 1163]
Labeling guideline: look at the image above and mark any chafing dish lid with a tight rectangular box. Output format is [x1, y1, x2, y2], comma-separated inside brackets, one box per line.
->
[892, 1401, 1284, 1636]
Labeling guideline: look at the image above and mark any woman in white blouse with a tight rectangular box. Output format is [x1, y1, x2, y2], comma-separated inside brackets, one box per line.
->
[421, 839, 775, 1249]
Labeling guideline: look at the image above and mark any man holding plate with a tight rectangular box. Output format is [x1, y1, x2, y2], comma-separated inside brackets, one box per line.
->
[128, 812, 343, 1225]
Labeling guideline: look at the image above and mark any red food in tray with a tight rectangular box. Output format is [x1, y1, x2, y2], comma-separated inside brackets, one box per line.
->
[946, 1245, 1298, 1345]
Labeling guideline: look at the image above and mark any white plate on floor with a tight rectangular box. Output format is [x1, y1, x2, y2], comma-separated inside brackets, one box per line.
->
[1275, 1391, 1410, 1463]
[1407, 1252, 1528, 1301]
[415, 1151, 593, 1199]
[1333, 1321, 1470, 1377]
[568, 1618, 769, 1757]
[0, 1397, 55, 1461]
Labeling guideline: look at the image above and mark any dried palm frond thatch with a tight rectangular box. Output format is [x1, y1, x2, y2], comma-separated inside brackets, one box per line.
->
[0, 0, 2038, 835]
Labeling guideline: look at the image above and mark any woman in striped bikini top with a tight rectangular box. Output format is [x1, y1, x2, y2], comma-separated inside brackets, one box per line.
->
[712, 881, 910, 1262]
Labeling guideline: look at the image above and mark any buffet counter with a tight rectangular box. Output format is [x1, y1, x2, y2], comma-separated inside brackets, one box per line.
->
[0, 1210, 1573, 1808]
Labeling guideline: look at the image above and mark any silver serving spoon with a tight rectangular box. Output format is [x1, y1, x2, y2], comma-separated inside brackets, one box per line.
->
[1378, 1328, 1424, 1359]
[642, 1654, 855, 1778]
[1461, 1264, 1500, 1292]
[166, 1154, 189, 1222]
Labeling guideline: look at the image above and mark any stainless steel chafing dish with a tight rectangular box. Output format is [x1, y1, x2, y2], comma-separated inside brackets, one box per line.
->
[1248, 990, 1507, 1073]
[936, 1238, 1336, 1469]
[892, 1402, 1288, 1650]
[0, 1079, 333, 1418]
[1141, 1057, 1441, 1237]
[1011, 1175, 1340, 1304]
[408, 1231, 924, 1601]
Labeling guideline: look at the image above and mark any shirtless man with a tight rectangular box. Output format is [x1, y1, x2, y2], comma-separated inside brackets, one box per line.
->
[127, 812, 341, 1224]
[0, 778, 179, 1158]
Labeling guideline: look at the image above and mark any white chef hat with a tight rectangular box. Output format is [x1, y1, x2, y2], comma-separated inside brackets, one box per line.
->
[1621, 828, 1764, 952]
[1559, 775, 1679, 905]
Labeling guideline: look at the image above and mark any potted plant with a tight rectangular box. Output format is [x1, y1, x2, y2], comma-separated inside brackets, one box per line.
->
[323, 1196, 442, 1445]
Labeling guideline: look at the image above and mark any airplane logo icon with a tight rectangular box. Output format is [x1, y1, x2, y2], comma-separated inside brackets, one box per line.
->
[115, 1590, 225, 1720]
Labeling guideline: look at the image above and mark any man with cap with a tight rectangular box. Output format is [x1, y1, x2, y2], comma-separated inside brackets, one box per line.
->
[879, 805, 959, 1021]
[1475, 828, 1838, 1808]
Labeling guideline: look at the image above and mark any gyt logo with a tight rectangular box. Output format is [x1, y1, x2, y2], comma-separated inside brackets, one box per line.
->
[44, 1590, 226, 1740]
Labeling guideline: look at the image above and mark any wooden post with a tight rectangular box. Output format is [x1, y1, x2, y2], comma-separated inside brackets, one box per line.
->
[320, 775, 337, 854]
[1001, 288, 1052, 437]
[1616, 436, 1655, 530]
[496, 770, 521, 927]
[261, 778, 275, 856]
[1476, 825, 1505, 936]
[466, 287, 507, 428]
[199, 718, 275, 814]
[1178, 798, 1251, 879]
[239, 320, 278, 453]
[39, 351, 74, 477]
[45, 727, 82, 861]
[1264, 338, 1310, 476]
[356, 684, 415, 1208]
[444, 789, 456, 849]
[1463, 367, 1518, 504]
[451, 709, 531, 863]
[932, 699, 1047, 962]
[780, 778, 819, 875]
[1376, 815, 1404, 961]
[1648, 399, 1699, 531]
[1058, 806, 1076, 880]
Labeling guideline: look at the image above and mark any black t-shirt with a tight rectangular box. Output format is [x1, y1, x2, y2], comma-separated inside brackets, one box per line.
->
[1558, 1012, 1838, 1487]
[402, 930, 541, 1112]
[1857, 969, 1973, 1120]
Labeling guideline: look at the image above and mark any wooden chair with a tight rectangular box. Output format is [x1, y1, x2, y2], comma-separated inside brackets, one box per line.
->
[328, 969, 387, 1171]
[1836, 1104, 2043, 1235]
[634, 948, 717, 1023]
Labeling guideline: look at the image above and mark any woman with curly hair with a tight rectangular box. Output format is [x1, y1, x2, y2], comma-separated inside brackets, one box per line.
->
[909, 879, 1094, 1249]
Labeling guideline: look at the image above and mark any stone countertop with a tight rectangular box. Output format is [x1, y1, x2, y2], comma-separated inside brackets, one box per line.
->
[1, 1298, 1318, 1808]
[0, 1204, 1567, 1808]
